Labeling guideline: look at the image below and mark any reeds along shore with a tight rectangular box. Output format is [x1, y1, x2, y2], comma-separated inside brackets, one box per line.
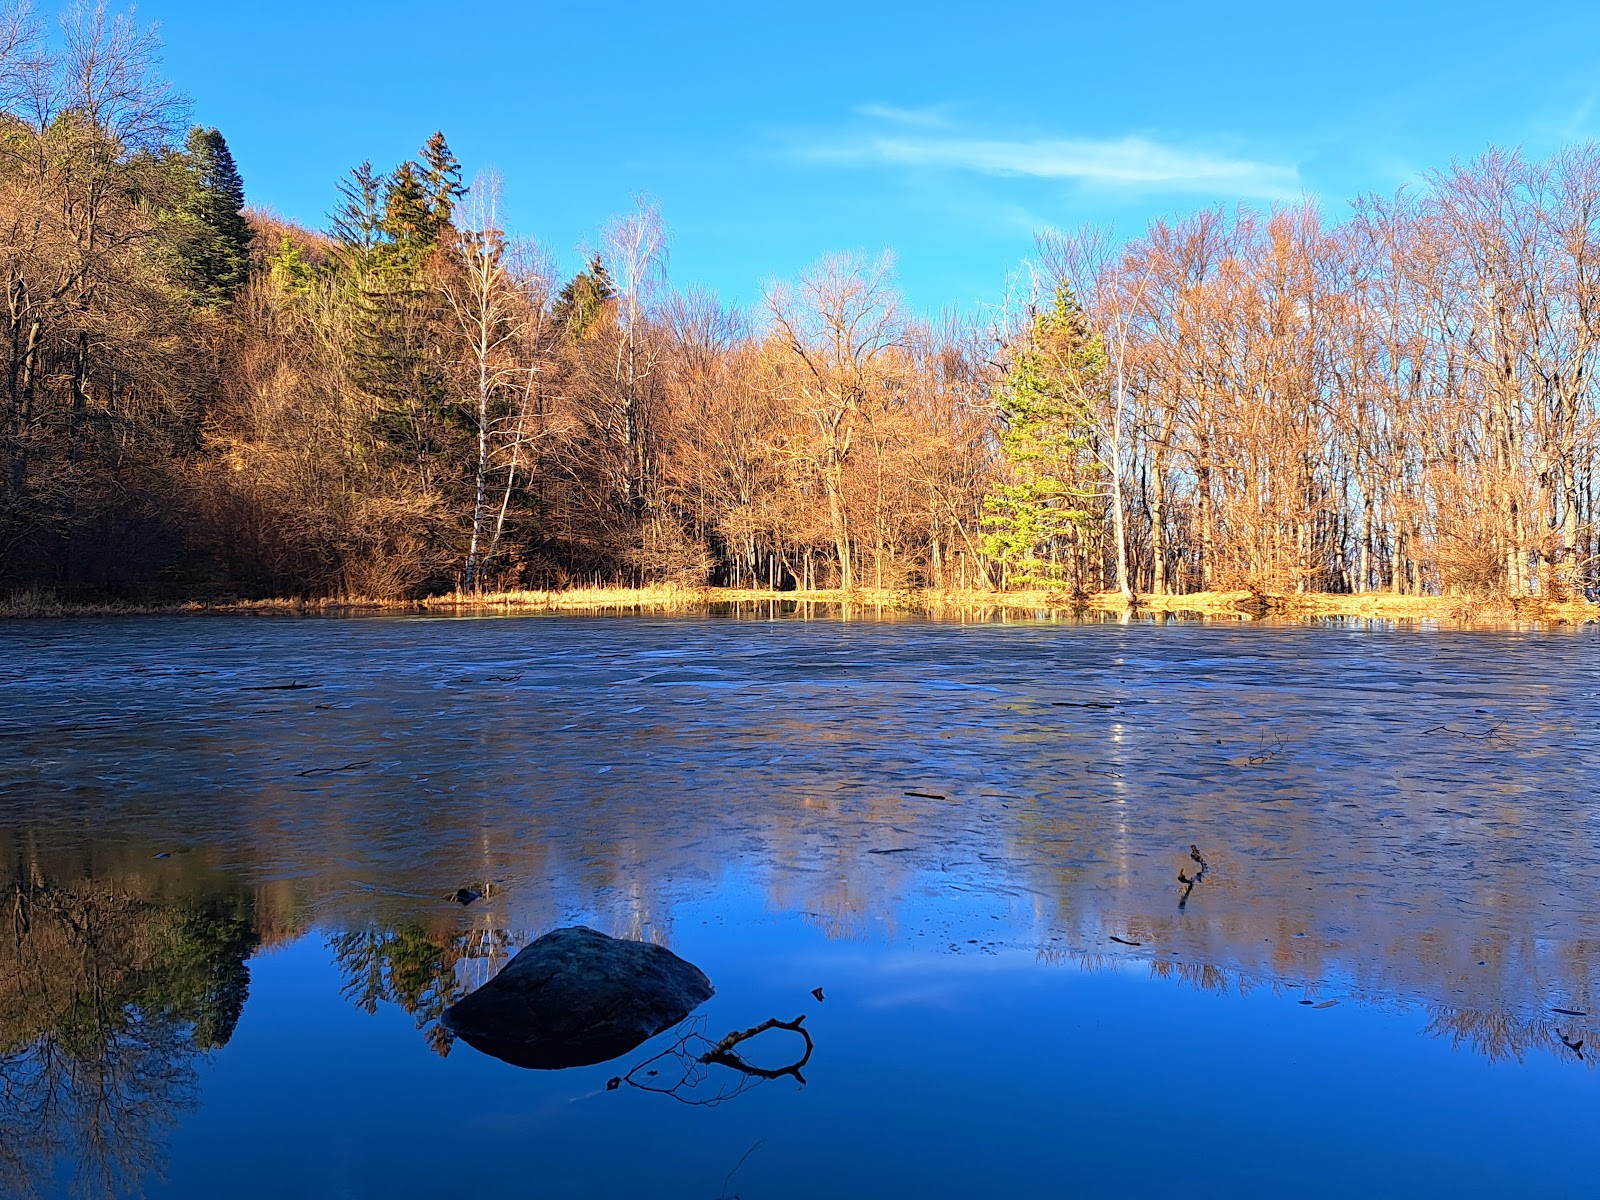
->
[2, 585, 1596, 625]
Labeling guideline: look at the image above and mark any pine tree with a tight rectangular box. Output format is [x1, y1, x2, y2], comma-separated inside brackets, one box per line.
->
[267, 234, 316, 295]
[380, 133, 464, 268]
[981, 285, 1108, 588]
[419, 131, 465, 231]
[331, 162, 386, 266]
[168, 126, 253, 306]
[551, 255, 616, 340]
[331, 136, 467, 496]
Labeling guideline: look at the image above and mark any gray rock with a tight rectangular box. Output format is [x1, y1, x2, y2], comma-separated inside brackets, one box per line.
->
[442, 925, 713, 1069]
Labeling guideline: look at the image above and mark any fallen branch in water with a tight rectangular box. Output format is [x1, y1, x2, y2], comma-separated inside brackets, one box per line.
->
[1246, 729, 1286, 765]
[1419, 722, 1505, 740]
[295, 759, 374, 776]
[703, 1015, 814, 1083]
[611, 1011, 816, 1106]
[717, 1141, 764, 1200]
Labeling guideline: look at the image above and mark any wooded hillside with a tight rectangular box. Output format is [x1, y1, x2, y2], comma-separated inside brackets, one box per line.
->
[4, 5, 1597, 602]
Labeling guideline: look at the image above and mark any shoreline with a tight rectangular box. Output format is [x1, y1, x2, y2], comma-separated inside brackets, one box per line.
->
[2, 584, 1596, 626]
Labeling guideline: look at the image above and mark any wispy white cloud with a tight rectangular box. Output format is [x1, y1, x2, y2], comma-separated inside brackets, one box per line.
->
[803, 117, 1303, 201]
[851, 102, 956, 130]
[1559, 92, 1597, 141]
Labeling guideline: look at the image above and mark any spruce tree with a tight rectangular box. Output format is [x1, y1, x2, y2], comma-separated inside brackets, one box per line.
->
[267, 234, 316, 295]
[331, 162, 386, 265]
[380, 161, 433, 267]
[379, 133, 464, 268]
[333, 135, 466, 496]
[552, 255, 616, 340]
[419, 131, 464, 232]
[169, 126, 253, 306]
[981, 285, 1108, 588]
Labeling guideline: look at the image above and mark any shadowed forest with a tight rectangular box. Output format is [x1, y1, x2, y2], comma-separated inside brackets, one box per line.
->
[5, 5, 1600, 604]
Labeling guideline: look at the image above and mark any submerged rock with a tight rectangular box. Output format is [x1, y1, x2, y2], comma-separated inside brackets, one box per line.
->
[442, 925, 713, 1069]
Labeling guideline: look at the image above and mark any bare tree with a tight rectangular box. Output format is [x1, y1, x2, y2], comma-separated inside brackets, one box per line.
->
[765, 252, 903, 590]
[440, 171, 529, 591]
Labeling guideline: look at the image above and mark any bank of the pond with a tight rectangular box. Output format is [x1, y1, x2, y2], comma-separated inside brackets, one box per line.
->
[3, 583, 1597, 624]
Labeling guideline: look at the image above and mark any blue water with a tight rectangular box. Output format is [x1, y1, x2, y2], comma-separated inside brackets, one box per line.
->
[1, 612, 1596, 1198]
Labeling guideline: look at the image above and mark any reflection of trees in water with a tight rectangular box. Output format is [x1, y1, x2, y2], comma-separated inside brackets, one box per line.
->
[1042, 944, 1597, 1069]
[328, 923, 513, 1055]
[0, 878, 258, 1200]
[1425, 1006, 1592, 1067]
[1008, 798, 1600, 1074]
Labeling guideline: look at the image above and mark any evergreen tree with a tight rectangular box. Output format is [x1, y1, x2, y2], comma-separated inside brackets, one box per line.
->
[552, 255, 616, 340]
[329, 135, 468, 504]
[419, 131, 465, 229]
[331, 161, 386, 266]
[168, 126, 253, 306]
[380, 161, 433, 266]
[981, 285, 1108, 587]
[266, 234, 317, 295]
[380, 133, 464, 268]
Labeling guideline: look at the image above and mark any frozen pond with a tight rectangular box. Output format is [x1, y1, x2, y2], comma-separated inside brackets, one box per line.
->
[1, 611, 1597, 1198]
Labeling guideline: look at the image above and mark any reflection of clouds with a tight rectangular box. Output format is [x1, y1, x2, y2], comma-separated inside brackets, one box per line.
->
[818, 947, 1065, 1012]
[857, 984, 971, 1012]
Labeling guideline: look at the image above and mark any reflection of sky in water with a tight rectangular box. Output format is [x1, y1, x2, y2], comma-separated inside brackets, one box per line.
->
[1, 612, 1597, 1197]
[170, 895, 1593, 1199]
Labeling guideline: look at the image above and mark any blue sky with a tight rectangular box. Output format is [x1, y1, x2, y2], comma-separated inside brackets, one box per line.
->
[128, 0, 1600, 313]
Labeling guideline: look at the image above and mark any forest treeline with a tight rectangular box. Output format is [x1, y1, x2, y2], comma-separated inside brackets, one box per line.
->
[4, 5, 1599, 602]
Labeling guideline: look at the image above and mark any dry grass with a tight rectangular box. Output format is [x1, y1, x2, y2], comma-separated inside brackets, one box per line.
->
[0, 587, 170, 619]
[700, 585, 1600, 625]
[1245, 590, 1600, 625]
[197, 584, 727, 615]
[3, 582, 1596, 626]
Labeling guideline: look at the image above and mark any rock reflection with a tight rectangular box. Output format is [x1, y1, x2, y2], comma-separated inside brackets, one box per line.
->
[0, 874, 256, 1200]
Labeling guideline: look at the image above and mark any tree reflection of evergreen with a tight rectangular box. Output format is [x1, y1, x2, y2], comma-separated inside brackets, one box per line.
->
[0, 858, 522, 1198]
[328, 924, 513, 1055]
[0, 877, 257, 1200]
